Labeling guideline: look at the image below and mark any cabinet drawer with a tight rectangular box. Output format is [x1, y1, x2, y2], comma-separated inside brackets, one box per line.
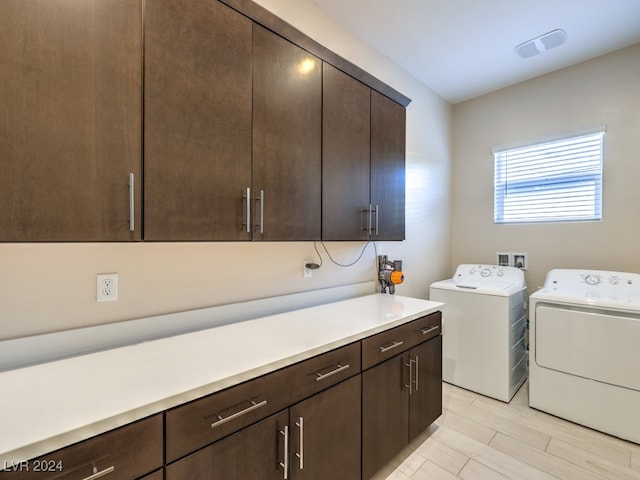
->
[0, 415, 163, 479]
[166, 341, 360, 462]
[407, 311, 442, 348]
[362, 312, 441, 370]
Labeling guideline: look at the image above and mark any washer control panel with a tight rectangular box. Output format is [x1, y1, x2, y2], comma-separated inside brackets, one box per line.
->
[454, 264, 524, 287]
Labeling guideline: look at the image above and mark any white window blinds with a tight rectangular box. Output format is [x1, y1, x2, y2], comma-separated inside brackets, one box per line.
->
[493, 130, 604, 224]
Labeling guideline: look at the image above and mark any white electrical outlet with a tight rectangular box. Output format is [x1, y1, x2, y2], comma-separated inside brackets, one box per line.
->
[97, 273, 118, 302]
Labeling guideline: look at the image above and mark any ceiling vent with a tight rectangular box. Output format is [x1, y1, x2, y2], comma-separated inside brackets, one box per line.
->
[515, 29, 567, 59]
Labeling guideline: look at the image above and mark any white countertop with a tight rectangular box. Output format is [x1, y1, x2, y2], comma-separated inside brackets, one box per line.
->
[0, 294, 442, 464]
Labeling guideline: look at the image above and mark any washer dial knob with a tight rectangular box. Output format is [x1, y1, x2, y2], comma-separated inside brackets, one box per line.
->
[585, 274, 601, 286]
[609, 276, 620, 285]
[480, 268, 491, 277]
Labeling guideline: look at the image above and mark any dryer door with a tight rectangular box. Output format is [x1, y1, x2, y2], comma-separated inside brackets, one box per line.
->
[535, 305, 640, 391]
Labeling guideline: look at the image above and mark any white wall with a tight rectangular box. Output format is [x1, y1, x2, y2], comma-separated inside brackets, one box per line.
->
[0, 0, 452, 340]
[451, 43, 640, 291]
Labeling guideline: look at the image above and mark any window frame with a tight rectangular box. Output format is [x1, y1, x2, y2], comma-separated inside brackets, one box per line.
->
[493, 128, 605, 225]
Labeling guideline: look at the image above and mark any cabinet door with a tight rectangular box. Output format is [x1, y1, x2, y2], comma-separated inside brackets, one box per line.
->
[290, 376, 361, 480]
[252, 25, 321, 241]
[166, 410, 288, 480]
[370, 91, 406, 241]
[362, 354, 410, 480]
[409, 336, 442, 441]
[322, 63, 371, 241]
[0, 0, 142, 241]
[144, 0, 252, 240]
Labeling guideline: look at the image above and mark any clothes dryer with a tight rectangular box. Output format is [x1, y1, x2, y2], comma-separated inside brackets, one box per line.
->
[430, 264, 527, 402]
[529, 269, 640, 443]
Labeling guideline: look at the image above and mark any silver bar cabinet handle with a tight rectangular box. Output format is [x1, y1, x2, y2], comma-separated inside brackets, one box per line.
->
[128, 173, 135, 232]
[210, 399, 267, 428]
[244, 187, 251, 233]
[315, 363, 350, 382]
[414, 356, 419, 391]
[420, 325, 439, 336]
[379, 340, 404, 353]
[280, 425, 289, 480]
[295, 416, 304, 470]
[404, 358, 413, 395]
[258, 189, 264, 234]
[82, 466, 115, 480]
[374, 204, 379, 236]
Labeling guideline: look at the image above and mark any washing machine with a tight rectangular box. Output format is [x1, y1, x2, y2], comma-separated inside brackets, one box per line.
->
[529, 269, 640, 443]
[430, 264, 528, 402]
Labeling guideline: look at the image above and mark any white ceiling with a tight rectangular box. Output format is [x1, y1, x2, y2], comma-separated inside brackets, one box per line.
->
[310, 0, 640, 104]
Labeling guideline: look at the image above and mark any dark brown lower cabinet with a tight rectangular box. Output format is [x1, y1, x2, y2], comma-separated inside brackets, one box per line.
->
[289, 375, 361, 480]
[4, 316, 440, 480]
[362, 335, 442, 479]
[409, 337, 443, 441]
[166, 375, 361, 480]
[362, 351, 409, 479]
[166, 411, 288, 480]
[0, 415, 163, 480]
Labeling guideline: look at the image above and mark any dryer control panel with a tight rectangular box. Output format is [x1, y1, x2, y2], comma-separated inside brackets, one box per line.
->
[542, 269, 640, 304]
[544, 269, 640, 288]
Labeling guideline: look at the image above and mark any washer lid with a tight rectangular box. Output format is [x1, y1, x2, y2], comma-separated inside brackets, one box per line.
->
[531, 268, 640, 311]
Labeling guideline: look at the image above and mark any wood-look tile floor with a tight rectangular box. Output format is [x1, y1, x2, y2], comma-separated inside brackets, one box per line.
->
[371, 381, 640, 480]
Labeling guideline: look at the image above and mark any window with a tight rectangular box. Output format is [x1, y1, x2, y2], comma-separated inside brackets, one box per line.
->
[493, 130, 604, 224]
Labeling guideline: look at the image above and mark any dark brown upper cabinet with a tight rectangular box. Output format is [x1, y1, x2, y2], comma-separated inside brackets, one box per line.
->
[144, 0, 253, 241]
[371, 90, 406, 241]
[252, 24, 322, 241]
[322, 65, 407, 241]
[144, 3, 322, 242]
[322, 64, 372, 241]
[0, 0, 143, 241]
[1, 0, 407, 243]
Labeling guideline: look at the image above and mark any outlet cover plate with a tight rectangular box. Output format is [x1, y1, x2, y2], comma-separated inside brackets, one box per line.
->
[97, 273, 118, 302]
